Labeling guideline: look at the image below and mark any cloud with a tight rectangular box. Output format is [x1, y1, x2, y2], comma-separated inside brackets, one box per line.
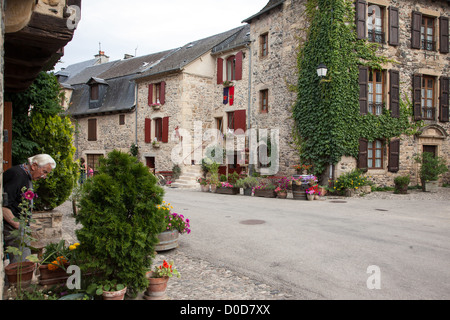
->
[56, 0, 268, 70]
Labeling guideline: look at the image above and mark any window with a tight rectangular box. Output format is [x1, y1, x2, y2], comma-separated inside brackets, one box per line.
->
[368, 4, 385, 43]
[154, 118, 163, 141]
[368, 69, 384, 115]
[119, 114, 125, 125]
[227, 112, 234, 131]
[88, 119, 97, 141]
[260, 89, 269, 113]
[226, 56, 236, 81]
[148, 82, 166, 106]
[421, 16, 435, 51]
[146, 157, 155, 173]
[368, 140, 383, 169]
[90, 84, 99, 100]
[154, 83, 161, 104]
[215, 117, 223, 134]
[421, 75, 435, 120]
[87, 154, 103, 174]
[260, 33, 268, 57]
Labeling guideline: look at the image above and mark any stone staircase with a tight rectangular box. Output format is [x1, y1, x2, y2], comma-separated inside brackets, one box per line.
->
[171, 165, 203, 189]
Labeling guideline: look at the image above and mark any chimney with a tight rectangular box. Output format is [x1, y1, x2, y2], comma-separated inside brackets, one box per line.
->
[95, 50, 109, 64]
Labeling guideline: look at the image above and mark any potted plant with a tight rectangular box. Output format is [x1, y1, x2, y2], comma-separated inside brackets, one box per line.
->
[5, 187, 39, 294]
[152, 139, 161, 148]
[155, 202, 191, 252]
[275, 177, 290, 199]
[144, 260, 180, 300]
[207, 162, 220, 193]
[306, 185, 319, 200]
[38, 240, 80, 286]
[75, 150, 165, 299]
[197, 177, 210, 192]
[394, 175, 410, 194]
[216, 181, 239, 195]
[415, 152, 448, 192]
[87, 280, 127, 300]
[253, 181, 277, 198]
[241, 176, 258, 196]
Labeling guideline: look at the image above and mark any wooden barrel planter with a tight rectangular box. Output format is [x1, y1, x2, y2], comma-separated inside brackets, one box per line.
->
[38, 263, 70, 286]
[216, 187, 239, 195]
[292, 183, 307, 200]
[155, 230, 179, 251]
[254, 189, 276, 198]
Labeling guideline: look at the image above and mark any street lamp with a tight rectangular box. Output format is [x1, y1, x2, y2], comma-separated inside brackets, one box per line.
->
[316, 63, 328, 77]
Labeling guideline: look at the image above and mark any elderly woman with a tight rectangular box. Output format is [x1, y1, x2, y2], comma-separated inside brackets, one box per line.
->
[2, 154, 56, 263]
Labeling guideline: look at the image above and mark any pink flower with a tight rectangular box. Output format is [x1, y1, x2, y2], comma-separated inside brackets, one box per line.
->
[23, 190, 35, 201]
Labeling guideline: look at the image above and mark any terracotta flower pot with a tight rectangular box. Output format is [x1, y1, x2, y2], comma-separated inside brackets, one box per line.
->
[277, 192, 287, 199]
[5, 261, 36, 288]
[144, 272, 169, 300]
[102, 286, 127, 300]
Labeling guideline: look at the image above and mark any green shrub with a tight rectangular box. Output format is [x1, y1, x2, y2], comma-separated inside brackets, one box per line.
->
[75, 150, 165, 296]
[414, 152, 448, 182]
[333, 169, 369, 194]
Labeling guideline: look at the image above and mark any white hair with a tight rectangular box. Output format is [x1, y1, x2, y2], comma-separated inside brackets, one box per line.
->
[28, 154, 56, 169]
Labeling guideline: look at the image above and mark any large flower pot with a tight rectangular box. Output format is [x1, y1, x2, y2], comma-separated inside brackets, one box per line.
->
[38, 263, 70, 286]
[144, 272, 169, 300]
[216, 187, 239, 195]
[277, 192, 287, 199]
[292, 183, 307, 200]
[423, 180, 438, 193]
[243, 188, 252, 196]
[5, 261, 36, 288]
[102, 286, 127, 300]
[200, 185, 210, 192]
[155, 230, 179, 252]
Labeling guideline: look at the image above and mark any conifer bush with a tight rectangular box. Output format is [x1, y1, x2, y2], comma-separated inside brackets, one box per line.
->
[75, 150, 165, 296]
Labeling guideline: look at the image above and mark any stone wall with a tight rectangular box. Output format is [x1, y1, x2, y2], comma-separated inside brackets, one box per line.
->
[73, 110, 136, 162]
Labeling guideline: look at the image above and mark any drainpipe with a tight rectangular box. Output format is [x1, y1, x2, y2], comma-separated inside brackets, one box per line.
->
[246, 40, 253, 176]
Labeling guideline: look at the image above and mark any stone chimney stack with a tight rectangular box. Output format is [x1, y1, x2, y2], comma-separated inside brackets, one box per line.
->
[95, 50, 109, 64]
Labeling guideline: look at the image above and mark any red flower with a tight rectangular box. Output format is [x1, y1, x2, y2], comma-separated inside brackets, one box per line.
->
[23, 190, 35, 201]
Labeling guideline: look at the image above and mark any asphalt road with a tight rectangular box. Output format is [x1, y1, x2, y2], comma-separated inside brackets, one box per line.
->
[165, 188, 450, 300]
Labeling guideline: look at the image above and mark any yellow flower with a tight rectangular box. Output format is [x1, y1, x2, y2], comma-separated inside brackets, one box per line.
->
[69, 245, 76, 250]
[74, 242, 80, 247]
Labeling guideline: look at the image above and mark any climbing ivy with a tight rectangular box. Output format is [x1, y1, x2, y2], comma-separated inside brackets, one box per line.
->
[293, 0, 419, 178]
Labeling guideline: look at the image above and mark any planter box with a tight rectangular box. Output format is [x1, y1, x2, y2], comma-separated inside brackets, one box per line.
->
[38, 263, 70, 286]
[216, 187, 239, 195]
[254, 189, 276, 198]
[292, 182, 307, 200]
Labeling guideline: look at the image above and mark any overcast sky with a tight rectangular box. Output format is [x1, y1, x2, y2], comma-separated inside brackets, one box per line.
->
[55, 0, 268, 71]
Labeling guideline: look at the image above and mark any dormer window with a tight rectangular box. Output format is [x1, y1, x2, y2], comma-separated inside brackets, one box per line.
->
[90, 83, 99, 100]
[87, 77, 108, 109]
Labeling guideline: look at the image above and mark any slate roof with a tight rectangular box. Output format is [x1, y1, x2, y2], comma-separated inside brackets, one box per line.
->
[242, 0, 285, 23]
[135, 26, 247, 80]
[211, 24, 251, 55]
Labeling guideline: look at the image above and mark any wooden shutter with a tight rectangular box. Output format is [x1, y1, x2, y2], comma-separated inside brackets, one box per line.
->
[235, 51, 243, 81]
[388, 139, 400, 173]
[411, 11, 422, 49]
[388, 7, 399, 46]
[359, 66, 368, 115]
[355, 0, 366, 40]
[358, 138, 368, 171]
[389, 70, 400, 118]
[148, 84, 153, 106]
[234, 109, 246, 133]
[162, 116, 169, 143]
[160, 81, 166, 105]
[217, 58, 223, 84]
[145, 118, 151, 143]
[88, 119, 97, 141]
[439, 16, 449, 54]
[439, 76, 449, 122]
[413, 74, 422, 121]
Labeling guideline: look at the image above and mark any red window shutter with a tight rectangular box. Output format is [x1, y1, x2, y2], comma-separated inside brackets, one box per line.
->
[162, 116, 169, 143]
[411, 11, 422, 49]
[217, 58, 223, 84]
[413, 74, 422, 121]
[160, 81, 166, 105]
[148, 84, 153, 106]
[145, 118, 151, 143]
[439, 16, 449, 54]
[440, 76, 449, 122]
[235, 51, 243, 81]
[388, 7, 399, 46]
[234, 109, 246, 133]
[388, 139, 400, 173]
[359, 66, 368, 115]
[389, 70, 400, 118]
[358, 138, 368, 171]
[355, 0, 366, 40]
